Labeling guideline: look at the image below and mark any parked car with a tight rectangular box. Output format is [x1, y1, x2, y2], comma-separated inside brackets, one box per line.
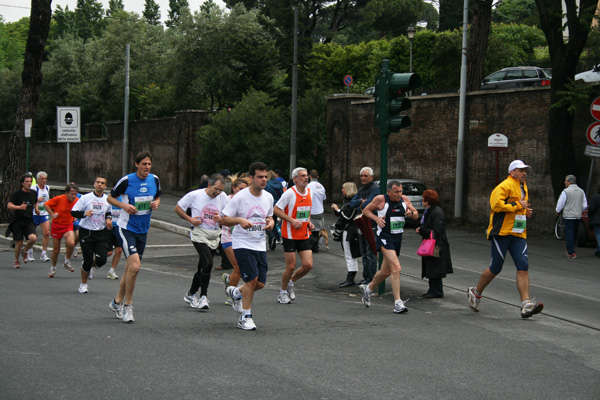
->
[481, 66, 551, 90]
[364, 86, 375, 95]
[374, 178, 427, 216]
[574, 64, 600, 84]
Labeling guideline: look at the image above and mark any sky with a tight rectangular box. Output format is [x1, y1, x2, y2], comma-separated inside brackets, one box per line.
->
[0, 0, 226, 23]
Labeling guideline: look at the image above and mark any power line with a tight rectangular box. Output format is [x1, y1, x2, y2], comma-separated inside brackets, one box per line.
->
[0, 4, 30, 10]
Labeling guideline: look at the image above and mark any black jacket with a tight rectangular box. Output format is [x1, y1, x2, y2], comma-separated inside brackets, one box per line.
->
[418, 205, 453, 279]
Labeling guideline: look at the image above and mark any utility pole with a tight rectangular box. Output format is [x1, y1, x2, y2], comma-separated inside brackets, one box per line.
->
[289, 7, 298, 176]
[122, 43, 130, 176]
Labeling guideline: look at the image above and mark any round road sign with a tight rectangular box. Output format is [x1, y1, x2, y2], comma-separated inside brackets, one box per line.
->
[343, 75, 353, 86]
[591, 97, 600, 121]
[586, 121, 600, 146]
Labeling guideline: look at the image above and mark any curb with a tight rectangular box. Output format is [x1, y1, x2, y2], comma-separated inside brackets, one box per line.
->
[150, 219, 189, 237]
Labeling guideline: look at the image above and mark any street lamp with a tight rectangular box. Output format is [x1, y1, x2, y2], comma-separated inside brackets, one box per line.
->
[407, 24, 415, 96]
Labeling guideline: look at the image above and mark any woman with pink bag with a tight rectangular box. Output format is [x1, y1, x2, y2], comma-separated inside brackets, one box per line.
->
[416, 190, 453, 298]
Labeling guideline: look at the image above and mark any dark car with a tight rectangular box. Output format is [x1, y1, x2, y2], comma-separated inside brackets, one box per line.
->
[481, 67, 551, 90]
[374, 179, 427, 215]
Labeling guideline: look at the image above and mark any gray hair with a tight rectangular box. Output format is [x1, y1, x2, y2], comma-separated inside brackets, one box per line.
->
[565, 175, 576, 184]
[292, 167, 307, 179]
[387, 180, 402, 191]
[360, 167, 373, 176]
[36, 171, 48, 179]
[208, 173, 225, 186]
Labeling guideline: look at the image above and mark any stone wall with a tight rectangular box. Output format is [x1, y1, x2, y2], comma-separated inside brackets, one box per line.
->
[325, 87, 600, 233]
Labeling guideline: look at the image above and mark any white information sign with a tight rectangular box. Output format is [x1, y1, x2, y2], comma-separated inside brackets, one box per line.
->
[585, 145, 600, 158]
[488, 133, 508, 149]
[24, 119, 32, 138]
[56, 106, 81, 143]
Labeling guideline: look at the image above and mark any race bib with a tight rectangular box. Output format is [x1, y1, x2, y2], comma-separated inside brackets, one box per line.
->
[247, 219, 266, 236]
[134, 195, 153, 215]
[38, 204, 45, 212]
[390, 216, 405, 234]
[512, 215, 526, 233]
[296, 206, 311, 222]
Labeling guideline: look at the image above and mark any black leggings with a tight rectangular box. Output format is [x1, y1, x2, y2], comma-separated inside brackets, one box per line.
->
[79, 227, 108, 272]
[190, 242, 215, 297]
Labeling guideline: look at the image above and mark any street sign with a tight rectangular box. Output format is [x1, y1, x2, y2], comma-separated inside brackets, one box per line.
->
[586, 121, 600, 146]
[585, 145, 600, 157]
[343, 75, 353, 86]
[24, 119, 32, 138]
[591, 96, 600, 121]
[487, 133, 508, 151]
[57, 106, 81, 143]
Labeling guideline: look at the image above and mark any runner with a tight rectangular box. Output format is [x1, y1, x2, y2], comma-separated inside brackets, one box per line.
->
[107, 151, 161, 323]
[71, 176, 112, 294]
[359, 180, 419, 313]
[220, 175, 249, 304]
[222, 162, 274, 331]
[44, 183, 79, 277]
[7, 174, 39, 268]
[175, 174, 228, 310]
[273, 167, 314, 304]
[105, 181, 122, 280]
[29, 171, 51, 262]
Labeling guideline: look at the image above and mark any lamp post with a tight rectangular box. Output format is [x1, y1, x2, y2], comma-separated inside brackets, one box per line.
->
[407, 24, 415, 96]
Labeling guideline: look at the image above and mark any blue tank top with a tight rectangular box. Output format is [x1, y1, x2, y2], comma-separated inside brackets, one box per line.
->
[376, 194, 406, 237]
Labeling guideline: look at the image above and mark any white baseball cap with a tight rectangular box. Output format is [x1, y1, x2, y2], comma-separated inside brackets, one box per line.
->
[508, 160, 530, 173]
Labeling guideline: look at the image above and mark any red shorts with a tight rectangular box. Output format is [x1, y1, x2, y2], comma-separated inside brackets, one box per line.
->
[51, 222, 74, 239]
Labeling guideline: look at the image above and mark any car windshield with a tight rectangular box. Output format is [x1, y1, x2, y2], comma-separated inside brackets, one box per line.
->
[485, 71, 505, 83]
[402, 182, 426, 196]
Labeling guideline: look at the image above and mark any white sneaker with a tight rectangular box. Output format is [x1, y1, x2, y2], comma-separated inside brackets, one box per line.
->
[467, 287, 481, 312]
[63, 259, 74, 272]
[359, 284, 371, 307]
[198, 295, 210, 310]
[237, 314, 257, 330]
[183, 292, 200, 308]
[221, 273, 230, 288]
[521, 299, 544, 319]
[27, 249, 35, 262]
[88, 267, 94, 280]
[109, 299, 124, 319]
[72, 248, 78, 258]
[226, 286, 243, 313]
[122, 304, 134, 323]
[393, 299, 408, 314]
[48, 267, 56, 278]
[107, 270, 119, 279]
[40, 252, 50, 262]
[277, 291, 291, 304]
[287, 283, 296, 301]
[78, 283, 88, 294]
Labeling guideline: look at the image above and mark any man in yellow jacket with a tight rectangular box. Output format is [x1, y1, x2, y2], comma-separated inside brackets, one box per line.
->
[467, 160, 544, 318]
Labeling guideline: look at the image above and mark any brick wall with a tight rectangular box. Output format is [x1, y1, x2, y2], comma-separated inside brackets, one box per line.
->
[325, 87, 600, 233]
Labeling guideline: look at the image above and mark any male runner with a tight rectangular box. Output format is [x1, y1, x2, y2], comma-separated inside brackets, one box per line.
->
[29, 171, 51, 262]
[222, 162, 274, 331]
[105, 182, 122, 280]
[71, 176, 112, 294]
[360, 180, 419, 313]
[44, 183, 79, 277]
[7, 174, 39, 268]
[467, 160, 544, 318]
[175, 174, 228, 310]
[108, 151, 161, 323]
[273, 167, 314, 304]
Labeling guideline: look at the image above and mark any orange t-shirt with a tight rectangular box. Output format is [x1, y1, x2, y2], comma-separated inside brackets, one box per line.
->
[276, 186, 312, 240]
[45, 194, 78, 226]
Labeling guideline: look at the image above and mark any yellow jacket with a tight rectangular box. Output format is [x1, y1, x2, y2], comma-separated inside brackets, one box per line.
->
[486, 175, 528, 239]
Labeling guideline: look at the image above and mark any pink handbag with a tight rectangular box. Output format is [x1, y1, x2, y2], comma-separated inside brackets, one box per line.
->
[417, 231, 439, 257]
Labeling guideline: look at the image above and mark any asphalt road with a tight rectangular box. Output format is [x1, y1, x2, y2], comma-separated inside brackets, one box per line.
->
[1, 193, 599, 399]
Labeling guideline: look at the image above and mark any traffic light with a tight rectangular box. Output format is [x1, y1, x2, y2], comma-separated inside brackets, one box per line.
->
[387, 72, 421, 132]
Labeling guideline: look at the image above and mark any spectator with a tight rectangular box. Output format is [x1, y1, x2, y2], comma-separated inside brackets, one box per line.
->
[307, 169, 326, 252]
[331, 182, 361, 287]
[555, 175, 587, 259]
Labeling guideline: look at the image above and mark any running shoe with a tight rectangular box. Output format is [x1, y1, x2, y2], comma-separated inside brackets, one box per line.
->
[226, 286, 243, 313]
[359, 284, 371, 307]
[467, 287, 481, 312]
[183, 292, 200, 309]
[21, 247, 28, 263]
[198, 295, 210, 310]
[107, 270, 119, 280]
[521, 299, 544, 319]
[287, 282, 296, 301]
[269, 236, 276, 250]
[48, 267, 56, 278]
[40, 252, 50, 262]
[393, 299, 408, 314]
[88, 267, 94, 280]
[237, 314, 257, 331]
[78, 283, 89, 294]
[122, 304, 134, 323]
[63, 259, 74, 272]
[221, 273, 230, 289]
[109, 299, 124, 319]
[13, 261, 20, 269]
[27, 249, 35, 262]
[72, 248, 78, 258]
[277, 291, 291, 304]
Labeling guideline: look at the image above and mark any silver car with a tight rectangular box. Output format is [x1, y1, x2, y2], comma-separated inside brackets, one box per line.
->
[375, 179, 427, 215]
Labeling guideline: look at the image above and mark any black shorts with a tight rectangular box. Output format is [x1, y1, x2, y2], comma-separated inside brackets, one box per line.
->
[282, 237, 312, 253]
[12, 220, 36, 242]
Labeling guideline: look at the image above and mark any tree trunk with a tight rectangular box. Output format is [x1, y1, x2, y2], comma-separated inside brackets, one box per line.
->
[535, 0, 597, 198]
[0, 0, 53, 222]
[466, 0, 492, 92]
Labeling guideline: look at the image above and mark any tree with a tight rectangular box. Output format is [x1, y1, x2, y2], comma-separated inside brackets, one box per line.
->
[143, 0, 161, 25]
[107, 0, 125, 17]
[466, 0, 493, 91]
[166, 0, 190, 28]
[493, 0, 539, 26]
[0, 0, 52, 222]
[0, 17, 30, 70]
[75, 0, 106, 41]
[439, 0, 464, 31]
[535, 0, 598, 198]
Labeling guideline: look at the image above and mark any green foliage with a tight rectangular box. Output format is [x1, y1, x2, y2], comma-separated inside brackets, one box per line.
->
[484, 23, 547, 74]
[439, 0, 463, 31]
[0, 17, 29, 70]
[551, 80, 596, 114]
[107, 0, 125, 16]
[75, 0, 107, 41]
[143, 0, 162, 25]
[492, 0, 539, 26]
[0, 64, 23, 128]
[166, 0, 190, 28]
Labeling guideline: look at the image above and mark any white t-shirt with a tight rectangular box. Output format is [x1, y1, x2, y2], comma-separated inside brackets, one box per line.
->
[72, 192, 111, 231]
[222, 187, 274, 251]
[32, 184, 50, 216]
[308, 180, 326, 215]
[177, 189, 229, 231]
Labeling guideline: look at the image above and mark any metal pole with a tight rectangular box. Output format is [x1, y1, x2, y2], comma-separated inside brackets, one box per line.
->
[289, 7, 298, 175]
[454, 0, 469, 218]
[66, 143, 70, 184]
[587, 158, 595, 197]
[409, 38, 413, 96]
[122, 43, 130, 176]
[378, 59, 390, 295]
